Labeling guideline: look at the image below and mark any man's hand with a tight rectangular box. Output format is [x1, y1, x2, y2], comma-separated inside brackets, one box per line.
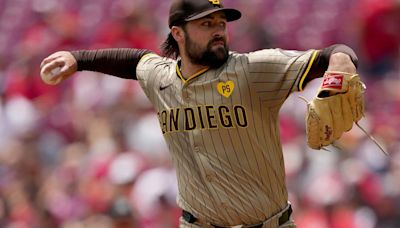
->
[327, 52, 356, 72]
[40, 51, 77, 85]
[323, 52, 356, 96]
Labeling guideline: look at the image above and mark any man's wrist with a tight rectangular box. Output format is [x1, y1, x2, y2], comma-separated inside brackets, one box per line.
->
[327, 53, 357, 74]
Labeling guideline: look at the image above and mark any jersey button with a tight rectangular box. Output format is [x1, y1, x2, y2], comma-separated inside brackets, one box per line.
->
[182, 91, 189, 100]
[221, 202, 229, 209]
[205, 174, 213, 182]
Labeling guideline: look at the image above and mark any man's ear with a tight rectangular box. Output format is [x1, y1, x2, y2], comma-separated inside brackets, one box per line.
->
[171, 26, 185, 43]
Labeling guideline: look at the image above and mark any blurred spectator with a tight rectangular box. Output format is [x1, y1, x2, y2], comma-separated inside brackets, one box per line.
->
[355, 0, 400, 76]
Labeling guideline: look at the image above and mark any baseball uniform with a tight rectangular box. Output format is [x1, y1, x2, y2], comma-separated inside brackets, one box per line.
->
[136, 49, 318, 227]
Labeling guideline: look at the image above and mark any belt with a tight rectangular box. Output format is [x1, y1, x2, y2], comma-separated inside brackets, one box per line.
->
[182, 205, 292, 228]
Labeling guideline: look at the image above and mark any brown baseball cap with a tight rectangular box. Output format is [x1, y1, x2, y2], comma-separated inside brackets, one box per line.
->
[168, 0, 241, 28]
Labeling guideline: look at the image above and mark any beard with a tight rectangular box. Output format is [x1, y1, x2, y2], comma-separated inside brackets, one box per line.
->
[185, 34, 229, 69]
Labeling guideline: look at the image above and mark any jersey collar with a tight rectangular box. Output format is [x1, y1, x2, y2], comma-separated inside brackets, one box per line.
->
[176, 61, 209, 85]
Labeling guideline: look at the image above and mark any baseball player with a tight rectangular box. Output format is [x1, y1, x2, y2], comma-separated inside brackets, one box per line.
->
[40, 0, 361, 227]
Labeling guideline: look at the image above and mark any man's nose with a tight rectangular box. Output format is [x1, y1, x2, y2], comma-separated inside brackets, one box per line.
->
[212, 24, 225, 37]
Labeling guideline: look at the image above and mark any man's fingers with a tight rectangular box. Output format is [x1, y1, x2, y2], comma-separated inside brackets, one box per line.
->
[40, 53, 62, 68]
[40, 51, 70, 68]
[40, 57, 54, 68]
[41, 60, 65, 75]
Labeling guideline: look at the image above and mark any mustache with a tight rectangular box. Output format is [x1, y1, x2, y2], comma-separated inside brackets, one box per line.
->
[209, 36, 226, 46]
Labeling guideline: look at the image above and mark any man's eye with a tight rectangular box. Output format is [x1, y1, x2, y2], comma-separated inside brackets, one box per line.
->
[202, 22, 211, 27]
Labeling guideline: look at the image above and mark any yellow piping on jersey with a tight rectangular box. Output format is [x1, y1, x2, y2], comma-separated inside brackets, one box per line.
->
[298, 50, 319, 91]
[176, 64, 209, 84]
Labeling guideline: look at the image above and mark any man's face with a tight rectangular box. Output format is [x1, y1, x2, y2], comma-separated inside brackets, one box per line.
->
[183, 12, 229, 68]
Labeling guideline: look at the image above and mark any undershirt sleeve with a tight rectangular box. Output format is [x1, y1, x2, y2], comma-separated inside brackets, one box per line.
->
[300, 44, 358, 89]
[70, 48, 153, 80]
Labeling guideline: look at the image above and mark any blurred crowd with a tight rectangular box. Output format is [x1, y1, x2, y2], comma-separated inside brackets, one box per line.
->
[0, 0, 399, 227]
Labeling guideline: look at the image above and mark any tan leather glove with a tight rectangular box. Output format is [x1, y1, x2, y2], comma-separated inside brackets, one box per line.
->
[306, 71, 366, 149]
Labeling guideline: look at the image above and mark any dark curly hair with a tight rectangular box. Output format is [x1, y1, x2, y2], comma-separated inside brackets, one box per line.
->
[160, 32, 180, 59]
[161, 24, 187, 59]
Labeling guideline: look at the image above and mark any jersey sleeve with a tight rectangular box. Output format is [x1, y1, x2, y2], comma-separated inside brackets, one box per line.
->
[136, 53, 175, 103]
[246, 49, 317, 103]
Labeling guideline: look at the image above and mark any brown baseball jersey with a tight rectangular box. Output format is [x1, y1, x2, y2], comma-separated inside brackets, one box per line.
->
[136, 49, 318, 227]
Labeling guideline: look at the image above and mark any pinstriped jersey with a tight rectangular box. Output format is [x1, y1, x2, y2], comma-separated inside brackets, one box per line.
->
[136, 49, 316, 226]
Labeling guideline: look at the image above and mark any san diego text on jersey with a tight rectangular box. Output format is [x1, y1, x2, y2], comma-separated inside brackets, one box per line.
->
[157, 104, 249, 134]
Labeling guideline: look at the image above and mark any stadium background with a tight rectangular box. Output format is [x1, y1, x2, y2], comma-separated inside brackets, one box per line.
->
[0, 0, 399, 227]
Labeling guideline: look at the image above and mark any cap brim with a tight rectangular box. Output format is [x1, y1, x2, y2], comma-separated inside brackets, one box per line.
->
[185, 8, 241, 22]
